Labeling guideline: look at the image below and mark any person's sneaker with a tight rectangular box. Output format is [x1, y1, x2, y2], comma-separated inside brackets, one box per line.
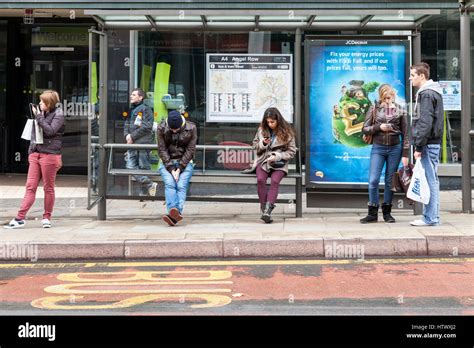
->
[41, 219, 52, 228]
[162, 214, 177, 227]
[148, 182, 158, 196]
[410, 219, 438, 226]
[168, 207, 183, 222]
[3, 218, 25, 229]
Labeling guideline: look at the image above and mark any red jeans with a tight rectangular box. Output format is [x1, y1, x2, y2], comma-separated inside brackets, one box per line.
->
[17, 152, 62, 220]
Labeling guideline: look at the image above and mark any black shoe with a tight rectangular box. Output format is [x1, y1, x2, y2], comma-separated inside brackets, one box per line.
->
[360, 203, 379, 224]
[261, 202, 275, 223]
[162, 214, 177, 226]
[382, 203, 396, 223]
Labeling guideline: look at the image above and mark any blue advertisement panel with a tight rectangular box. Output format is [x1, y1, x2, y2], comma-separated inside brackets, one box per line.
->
[306, 39, 409, 187]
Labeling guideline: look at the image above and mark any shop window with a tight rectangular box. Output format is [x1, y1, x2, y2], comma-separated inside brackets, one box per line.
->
[421, 10, 473, 164]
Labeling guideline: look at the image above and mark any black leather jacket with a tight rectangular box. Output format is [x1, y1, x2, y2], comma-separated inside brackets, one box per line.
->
[412, 83, 444, 152]
[362, 102, 409, 157]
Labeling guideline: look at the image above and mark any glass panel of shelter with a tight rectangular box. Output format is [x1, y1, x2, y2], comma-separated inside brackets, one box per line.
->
[100, 29, 298, 197]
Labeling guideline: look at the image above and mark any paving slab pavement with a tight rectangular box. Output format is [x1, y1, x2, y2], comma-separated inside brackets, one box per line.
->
[0, 174, 473, 260]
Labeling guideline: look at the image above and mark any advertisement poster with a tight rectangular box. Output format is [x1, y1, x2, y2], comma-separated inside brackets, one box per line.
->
[206, 54, 293, 123]
[439, 80, 461, 111]
[306, 39, 409, 186]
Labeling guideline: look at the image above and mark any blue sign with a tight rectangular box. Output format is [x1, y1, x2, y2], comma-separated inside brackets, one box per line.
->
[306, 40, 409, 186]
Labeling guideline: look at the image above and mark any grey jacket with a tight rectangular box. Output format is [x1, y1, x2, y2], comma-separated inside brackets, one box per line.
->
[29, 107, 65, 155]
[248, 127, 297, 174]
[123, 101, 154, 144]
[412, 80, 444, 152]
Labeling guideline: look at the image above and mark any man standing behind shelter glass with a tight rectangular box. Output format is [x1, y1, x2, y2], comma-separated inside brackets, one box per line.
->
[124, 88, 158, 196]
[409, 62, 444, 226]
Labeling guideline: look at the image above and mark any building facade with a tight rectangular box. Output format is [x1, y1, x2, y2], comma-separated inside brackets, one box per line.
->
[0, 1, 471, 197]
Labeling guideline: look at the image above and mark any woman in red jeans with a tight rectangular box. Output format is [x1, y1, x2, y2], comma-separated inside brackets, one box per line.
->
[4, 90, 65, 229]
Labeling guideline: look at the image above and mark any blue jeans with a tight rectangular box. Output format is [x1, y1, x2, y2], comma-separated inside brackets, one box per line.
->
[126, 150, 153, 194]
[158, 161, 194, 214]
[368, 143, 402, 205]
[420, 144, 441, 225]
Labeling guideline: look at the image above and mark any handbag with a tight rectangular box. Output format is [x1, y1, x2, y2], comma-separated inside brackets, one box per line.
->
[362, 107, 377, 144]
[34, 120, 44, 144]
[21, 119, 34, 141]
[271, 159, 287, 168]
[391, 164, 414, 193]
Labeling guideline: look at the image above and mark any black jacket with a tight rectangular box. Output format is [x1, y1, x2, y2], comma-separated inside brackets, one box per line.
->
[412, 80, 444, 152]
[156, 119, 197, 172]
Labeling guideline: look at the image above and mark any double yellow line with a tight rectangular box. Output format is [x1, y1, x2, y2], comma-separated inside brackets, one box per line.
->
[1, 257, 473, 269]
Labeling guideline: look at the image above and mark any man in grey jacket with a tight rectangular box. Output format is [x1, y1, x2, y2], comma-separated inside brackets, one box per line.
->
[409, 62, 444, 226]
[124, 88, 157, 196]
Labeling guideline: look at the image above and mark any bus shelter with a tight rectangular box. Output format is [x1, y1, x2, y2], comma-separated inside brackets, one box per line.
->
[85, 3, 472, 220]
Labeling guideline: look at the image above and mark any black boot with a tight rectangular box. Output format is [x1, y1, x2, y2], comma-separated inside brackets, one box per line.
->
[260, 203, 266, 214]
[360, 203, 379, 224]
[261, 202, 275, 223]
[382, 203, 395, 223]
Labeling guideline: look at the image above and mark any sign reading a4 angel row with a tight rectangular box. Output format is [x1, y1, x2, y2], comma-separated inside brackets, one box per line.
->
[206, 54, 293, 123]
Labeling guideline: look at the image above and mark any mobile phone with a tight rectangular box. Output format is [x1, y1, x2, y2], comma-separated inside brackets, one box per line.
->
[28, 103, 38, 119]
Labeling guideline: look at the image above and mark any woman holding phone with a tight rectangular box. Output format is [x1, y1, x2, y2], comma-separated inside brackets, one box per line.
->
[4, 90, 65, 229]
[360, 84, 409, 224]
[249, 107, 296, 223]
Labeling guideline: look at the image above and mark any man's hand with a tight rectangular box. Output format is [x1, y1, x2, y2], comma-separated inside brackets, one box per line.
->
[172, 168, 181, 182]
[126, 134, 133, 144]
[401, 156, 409, 167]
[414, 151, 422, 160]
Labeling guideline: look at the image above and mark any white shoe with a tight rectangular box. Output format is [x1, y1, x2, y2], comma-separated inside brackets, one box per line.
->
[3, 218, 25, 229]
[148, 182, 158, 196]
[410, 219, 438, 226]
[41, 219, 52, 228]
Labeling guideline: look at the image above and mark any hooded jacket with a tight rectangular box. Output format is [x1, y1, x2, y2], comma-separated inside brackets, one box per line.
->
[412, 80, 444, 152]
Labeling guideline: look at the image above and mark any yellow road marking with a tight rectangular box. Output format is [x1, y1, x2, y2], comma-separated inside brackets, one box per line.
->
[58, 270, 232, 282]
[1, 257, 474, 269]
[44, 283, 233, 294]
[32, 294, 232, 310]
[32, 269, 234, 310]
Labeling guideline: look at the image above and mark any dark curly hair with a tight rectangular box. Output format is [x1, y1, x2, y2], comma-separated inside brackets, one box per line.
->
[259, 107, 295, 144]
